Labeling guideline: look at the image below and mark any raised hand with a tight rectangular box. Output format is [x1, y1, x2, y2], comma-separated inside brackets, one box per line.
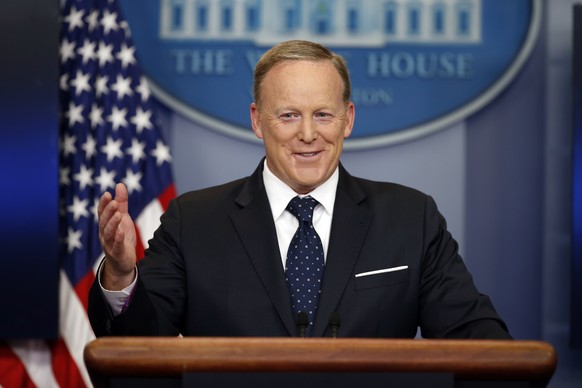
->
[98, 183, 137, 290]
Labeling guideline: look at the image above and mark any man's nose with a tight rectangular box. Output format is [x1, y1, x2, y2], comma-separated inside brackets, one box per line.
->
[297, 117, 318, 143]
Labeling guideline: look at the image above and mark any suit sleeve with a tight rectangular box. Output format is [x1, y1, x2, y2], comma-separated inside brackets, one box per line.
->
[418, 196, 511, 339]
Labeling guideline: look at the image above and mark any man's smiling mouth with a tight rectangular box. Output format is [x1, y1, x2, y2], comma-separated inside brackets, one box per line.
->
[298, 152, 319, 157]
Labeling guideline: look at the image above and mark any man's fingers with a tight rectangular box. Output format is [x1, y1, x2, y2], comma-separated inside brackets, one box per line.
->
[114, 183, 129, 214]
[102, 211, 121, 238]
[102, 213, 137, 271]
[98, 197, 118, 232]
[108, 220, 128, 256]
[97, 183, 137, 281]
[97, 191, 112, 219]
[98, 184, 131, 232]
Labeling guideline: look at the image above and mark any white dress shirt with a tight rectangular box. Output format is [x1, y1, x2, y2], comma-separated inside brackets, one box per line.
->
[100, 160, 339, 314]
[262, 159, 338, 268]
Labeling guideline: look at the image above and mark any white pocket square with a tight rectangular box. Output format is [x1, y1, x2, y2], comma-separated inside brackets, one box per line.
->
[355, 266, 409, 278]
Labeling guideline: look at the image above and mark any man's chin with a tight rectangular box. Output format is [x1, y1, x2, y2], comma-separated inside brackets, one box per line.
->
[291, 172, 328, 193]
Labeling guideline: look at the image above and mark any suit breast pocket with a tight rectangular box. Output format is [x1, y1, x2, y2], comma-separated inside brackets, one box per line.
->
[354, 268, 409, 290]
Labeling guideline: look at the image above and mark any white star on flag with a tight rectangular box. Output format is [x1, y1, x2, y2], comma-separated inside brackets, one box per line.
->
[101, 136, 123, 161]
[73, 164, 94, 190]
[136, 77, 150, 101]
[95, 167, 116, 192]
[131, 107, 153, 133]
[62, 133, 77, 157]
[95, 75, 109, 97]
[151, 140, 173, 166]
[101, 10, 118, 35]
[89, 104, 105, 128]
[67, 196, 90, 221]
[60, 39, 76, 63]
[111, 74, 133, 99]
[96, 42, 114, 66]
[64, 6, 84, 31]
[116, 43, 136, 69]
[66, 228, 83, 253]
[107, 106, 128, 130]
[78, 39, 97, 64]
[127, 138, 146, 163]
[71, 70, 92, 95]
[82, 135, 97, 159]
[123, 169, 143, 194]
[66, 102, 85, 126]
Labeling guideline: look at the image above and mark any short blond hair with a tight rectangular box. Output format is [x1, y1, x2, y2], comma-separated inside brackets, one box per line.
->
[253, 40, 351, 105]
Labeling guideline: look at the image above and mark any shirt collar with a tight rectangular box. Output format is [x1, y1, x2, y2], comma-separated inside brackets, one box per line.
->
[262, 159, 338, 220]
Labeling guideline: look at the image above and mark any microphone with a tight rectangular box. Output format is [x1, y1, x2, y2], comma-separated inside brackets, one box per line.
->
[296, 311, 309, 338]
[329, 311, 341, 338]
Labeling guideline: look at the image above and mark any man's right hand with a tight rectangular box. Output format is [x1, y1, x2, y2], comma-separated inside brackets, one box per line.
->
[98, 183, 137, 290]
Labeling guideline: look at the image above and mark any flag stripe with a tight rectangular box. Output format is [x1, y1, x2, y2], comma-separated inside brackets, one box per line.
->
[74, 270, 97, 313]
[10, 341, 59, 388]
[59, 271, 96, 387]
[50, 339, 85, 388]
[0, 344, 37, 388]
[135, 223, 146, 262]
[135, 195, 167, 250]
[158, 184, 177, 210]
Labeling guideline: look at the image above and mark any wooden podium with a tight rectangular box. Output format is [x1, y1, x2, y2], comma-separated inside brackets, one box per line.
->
[84, 337, 557, 387]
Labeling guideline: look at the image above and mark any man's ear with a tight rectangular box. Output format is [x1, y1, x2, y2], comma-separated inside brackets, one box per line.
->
[250, 103, 264, 139]
[343, 102, 355, 138]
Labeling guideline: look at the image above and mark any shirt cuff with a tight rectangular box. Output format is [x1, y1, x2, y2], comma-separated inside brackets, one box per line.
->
[97, 258, 138, 316]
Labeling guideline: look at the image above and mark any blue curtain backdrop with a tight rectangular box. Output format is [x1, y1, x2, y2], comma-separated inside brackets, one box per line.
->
[0, 0, 59, 339]
[571, 4, 582, 349]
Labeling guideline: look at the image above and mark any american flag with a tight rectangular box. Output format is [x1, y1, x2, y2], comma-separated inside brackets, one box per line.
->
[0, 0, 175, 386]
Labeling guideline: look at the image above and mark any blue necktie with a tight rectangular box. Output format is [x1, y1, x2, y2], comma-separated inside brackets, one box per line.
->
[285, 196, 325, 336]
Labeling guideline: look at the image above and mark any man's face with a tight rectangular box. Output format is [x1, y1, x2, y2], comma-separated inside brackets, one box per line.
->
[250, 60, 355, 194]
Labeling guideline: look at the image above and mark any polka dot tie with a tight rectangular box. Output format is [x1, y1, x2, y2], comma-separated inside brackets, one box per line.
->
[284, 196, 325, 336]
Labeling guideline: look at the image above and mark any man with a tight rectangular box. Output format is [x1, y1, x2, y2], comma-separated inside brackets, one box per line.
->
[89, 40, 510, 339]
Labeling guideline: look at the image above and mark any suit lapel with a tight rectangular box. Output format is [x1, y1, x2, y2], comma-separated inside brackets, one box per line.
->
[313, 166, 373, 337]
[229, 162, 297, 336]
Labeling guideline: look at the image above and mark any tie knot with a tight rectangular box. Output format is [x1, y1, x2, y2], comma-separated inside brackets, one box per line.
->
[287, 196, 318, 223]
